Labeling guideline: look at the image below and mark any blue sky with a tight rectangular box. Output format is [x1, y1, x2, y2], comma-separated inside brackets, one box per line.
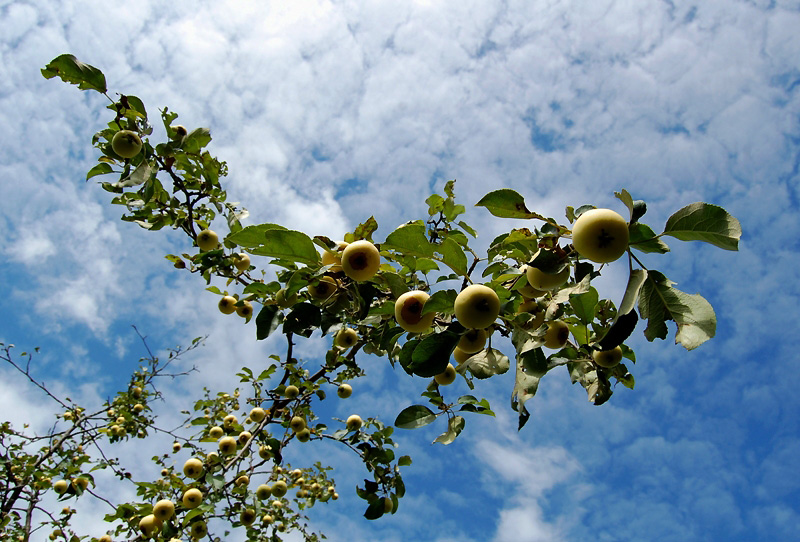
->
[1, 1, 799, 541]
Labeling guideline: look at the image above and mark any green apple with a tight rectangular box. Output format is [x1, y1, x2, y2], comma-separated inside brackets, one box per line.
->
[238, 431, 252, 445]
[383, 496, 394, 514]
[346, 414, 363, 431]
[182, 488, 203, 508]
[170, 124, 188, 138]
[592, 346, 623, 368]
[296, 428, 311, 442]
[284, 385, 300, 399]
[271, 479, 288, 497]
[218, 436, 237, 455]
[256, 484, 272, 500]
[454, 284, 500, 330]
[275, 288, 298, 308]
[223, 414, 238, 427]
[235, 474, 249, 487]
[321, 241, 348, 272]
[235, 300, 253, 319]
[335, 327, 358, 348]
[189, 520, 207, 539]
[526, 261, 570, 290]
[111, 130, 142, 159]
[196, 229, 219, 251]
[183, 458, 204, 479]
[152, 499, 175, 522]
[394, 290, 436, 332]
[341, 240, 381, 281]
[240, 508, 257, 526]
[307, 276, 339, 301]
[53, 479, 69, 495]
[208, 426, 224, 439]
[172, 442, 181, 453]
[233, 252, 250, 272]
[249, 407, 266, 423]
[434, 363, 457, 386]
[572, 208, 629, 263]
[290, 416, 306, 432]
[337, 383, 352, 399]
[543, 320, 570, 349]
[457, 328, 487, 354]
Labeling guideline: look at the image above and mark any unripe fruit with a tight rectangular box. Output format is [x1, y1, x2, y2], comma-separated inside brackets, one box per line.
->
[335, 327, 358, 348]
[307, 276, 339, 301]
[240, 508, 257, 526]
[337, 383, 352, 399]
[218, 295, 237, 314]
[434, 363, 457, 386]
[172, 442, 181, 453]
[189, 520, 207, 539]
[138, 514, 162, 538]
[223, 414, 238, 426]
[284, 385, 300, 399]
[296, 428, 311, 442]
[271, 480, 288, 497]
[235, 474, 249, 487]
[196, 229, 219, 251]
[290, 416, 306, 432]
[73, 477, 89, 491]
[453, 346, 476, 364]
[543, 320, 570, 349]
[183, 458, 204, 479]
[572, 208, 629, 263]
[394, 290, 435, 333]
[131, 386, 142, 398]
[275, 288, 298, 308]
[233, 252, 250, 272]
[258, 445, 272, 459]
[99, 535, 112, 542]
[256, 484, 272, 499]
[133, 403, 144, 414]
[236, 300, 253, 319]
[383, 496, 394, 514]
[218, 436, 237, 455]
[517, 269, 549, 298]
[526, 263, 570, 291]
[111, 130, 143, 159]
[518, 299, 546, 329]
[53, 480, 69, 495]
[209, 426, 224, 439]
[182, 488, 203, 508]
[250, 407, 266, 423]
[171, 124, 188, 138]
[458, 328, 487, 354]
[238, 431, 252, 445]
[153, 499, 175, 522]
[321, 241, 348, 272]
[592, 346, 624, 368]
[341, 240, 381, 281]
[454, 284, 501, 330]
[346, 414, 363, 431]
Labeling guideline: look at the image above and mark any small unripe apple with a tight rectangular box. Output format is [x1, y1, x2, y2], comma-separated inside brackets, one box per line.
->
[518, 299, 546, 329]
[572, 208, 629, 263]
[307, 276, 339, 301]
[526, 262, 570, 290]
[592, 346, 624, 368]
[182, 488, 203, 508]
[153, 499, 175, 522]
[517, 268, 549, 298]
[275, 288, 298, 308]
[271, 480, 288, 497]
[290, 416, 306, 432]
[341, 240, 381, 281]
[235, 474, 249, 487]
[258, 445, 273, 459]
[383, 496, 394, 514]
[189, 520, 207, 539]
[138, 514, 162, 538]
[296, 428, 311, 442]
[218, 436, 237, 455]
[72, 477, 89, 491]
[321, 241, 348, 272]
[337, 383, 352, 399]
[250, 407, 266, 423]
[53, 479, 69, 495]
[240, 508, 257, 526]
[208, 426, 224, 439]
[236, 300, 253, 319]
[434, 363, 457, 386]
[196, 229, 219, 251]
[262, 514, 274, 525]
[223, 414, 238, 426]
[131, 386, 142, 399]
[335, 327, 358, 348]
[133, 403, 144, 414]
[394, 290, 436, 332]
[99, 535, 112, 542]
[183, 458, 204, 479]
[233, 252, 251, 272]
[238, 431, 252, 445]
[284, 385, 300, 399]
[454, 284, 501, 330]
[453, 346, 476, 364]
[172, 442, 181, 453]
[256, 484, 272, 500]
[346, 414, 363, 431]
[111, 130, 143, 159]
[218, 295, 237, 314]
[458, 328, 487, 354]
[543, 320, 570, 349]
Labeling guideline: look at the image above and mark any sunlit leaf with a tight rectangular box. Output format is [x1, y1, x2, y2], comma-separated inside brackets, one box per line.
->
[663, 202, 742, 251]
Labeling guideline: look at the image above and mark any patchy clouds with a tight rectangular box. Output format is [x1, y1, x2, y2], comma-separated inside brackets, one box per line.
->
[1, 0, 799, 541]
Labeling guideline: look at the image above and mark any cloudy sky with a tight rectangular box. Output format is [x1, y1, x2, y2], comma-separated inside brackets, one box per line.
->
[1, 0, 799, 541]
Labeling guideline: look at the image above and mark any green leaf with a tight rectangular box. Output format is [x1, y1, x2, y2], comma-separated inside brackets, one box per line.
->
[41, 54, 107, 93]
[255, 305, 281, 340]
[433, 416, 465, 445]
[458, 220, 477, 238]
[183, 128, 212, 154]
[408, 331, 459, 377]
[225, 224, 286, 246]
[383, 223, 434, 257]
[619, 269, 647, 316]
[596, 310, 638, 351]
[629, 223, 670, 253]
[437, 237, 468, 276]
[638, 270, 716, 350]
[662, 202, 742, 250]
[353, 216, 379, 241]
[398, 455, 413, 466]
[458, 348, 510, 379]
[421, 289, 458, 316]
[240, 228, 320, 266]
[475, 189, 546, 220]
[283, 303, 322, 337]
[511, 357, 541, 430]
[519, 347, 548, 377]
[395, 405, 437, 429]
[86, 163, 114, 180]
[569, 287, 599, 325]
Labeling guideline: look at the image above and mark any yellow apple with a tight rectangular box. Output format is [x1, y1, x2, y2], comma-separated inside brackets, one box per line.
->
[335, 327, 358, 348]
[208, 426, 224, 439]
[236, 300, 253, 319]
[453, 346, 476, 364]
[290, 416, 306, 432]
[517, 268, 549, 298]
[218, 436, 237, 455]
[172, 442, 181, 453]
[189, 520, 207, 539]
[543, 320, 570, 349]
[183, 458, 204, 479]
[133, 403, 144, 414]
[321, 241, 348, 272]
[182, 488, 203, 508]
[434, 363, 457, 386]
[53, 479, 69, 495]
[275, 288, 299, 308]
[457, 328, 487, 354]
[337, 383, 352, 399]
[526, 262, 570, 290]
[258, 445, 273, 460]
[218, 295, 237, 314]
[346, 414, 363, 431]
[518, 299, 546, 329]
[196, 229, 219, 251]
[240, 508, 257, 526]
[394, 290, 436, 332]
[111, 130, 142, 159]
[223, 414, 238, 427]
[153, 499, 175, 522]
[284, 385, 300, 399]
[235, 474, 249, 487]
[233, 252, 250, 272]
[307, 276, 339, 301]
[592, 346, 624, 368]
[72, 477, 89, 491]
[454, 284, 501, 330]
[572, 208, 629, 263]
[170, 124, 188, 138]
[249, 407, 266, 423]
[296, 428, 311, 442]
[341, 239, 381, 281]
[238, 431, 252, 445]
[262, 514, 274, 525]
[131, 386, 142, 398]
[256, 484, 272, 500]
[138, 514, 162, 538]
[271, 479, 288, 497]
[99, 535, 112, 542]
